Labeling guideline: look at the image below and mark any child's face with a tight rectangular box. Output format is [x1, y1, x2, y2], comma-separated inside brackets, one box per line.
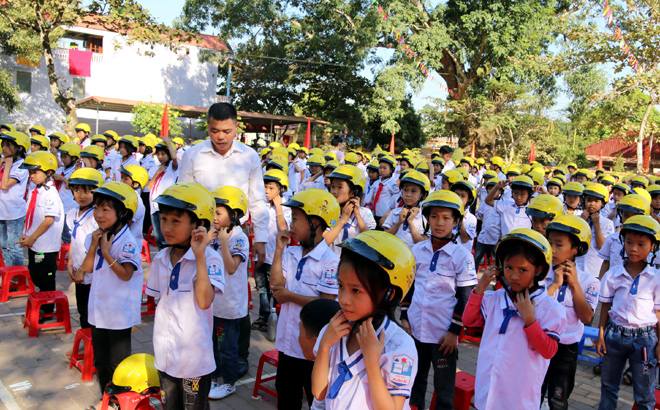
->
[1, 140, 16, 157]
[120, 174, 137, 190]
[213, 205, 232, 229]
[337, 264, 375, 322]
[427, 207, 458, 238]
[584, 195, 603, 213]
[620, 210, 636, 224]
[531, 216, 552, 237]
[442, 152, 451, 162]
[401, 183, 423, 207]
[565, 194, 581, 209]
[30, 143, 43, 152]
[547, 185, 560, 196]
[264, 182, 281, 202]
[623, 231, 654, 263]
[138, 145, 146, 155]
[399, 161, 410, 171]
[93, 141, 106, 149]
[575, 175, 587, 183]
[72, 186, 94, 208]
[453, 189, 470, 208]
[61, 153, 73, 167]
[502, 254, 541, 293]
[76, 130, 86, 140]
[461, 162, 470, 170]
[309, 165, 322, 175]
[548, 231, 578, 266]
[567, 166, 576, 174]
[440, 178, 450, 191]
[330, 179, 352, 205]
[512, 188, 529, 207]
[94, 200, 119, 230]
[156, 150, 169, 164]
[378, 163, 391, 178]
[289, 208, 312, 243]
[298, 323, 318, 361]
[652, 195, 660, 210]
[367, 169, 378, 181]
[433, 163, 442, 174]
[507, 174, 515, 183]
[50, 138, 61, 149]
[118, 142, 129, 157]
[28, 169, 48, 185]
[612, 189, 625, 204]
[604, 184, 613, 194]
[160, 210, 196, 245]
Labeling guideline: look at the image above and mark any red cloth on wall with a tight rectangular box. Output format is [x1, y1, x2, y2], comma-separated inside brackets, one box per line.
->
[69, 49, 92, 77]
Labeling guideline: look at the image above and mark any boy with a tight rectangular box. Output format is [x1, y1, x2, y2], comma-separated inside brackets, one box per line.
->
[489, 156, 506, 180]
[381, 169, 428, 247]
[74, 123, 91, 148]
[207, 186, 250, 400]
[30, 135, 50, 153]
[114, 136, 139, 181]
[101, 130, 120, 182]
[439, 145, 454, 172]
[474, 177, 500, 269]
[648, 184, 660, 222]
[147, 183, 225, 410]
[119, 165, 148, 243]
[485, 175, 533, 236]
[432, 156, 445, 191]
[18, 152, 64, 316]
[526, 194, 564, 237]
[363, 159, 380, 207]
[52, 143, 81, 244]
[147, 141, 179, 249]
[271, 189, 340, 410]
[578, 183, 614, 277]
[299, 154, 326, 191]
[80, 145, 105, 171]
[371, 155, 399, 226]
[450, 180, 478, 252]
[563, 182, 584, 216]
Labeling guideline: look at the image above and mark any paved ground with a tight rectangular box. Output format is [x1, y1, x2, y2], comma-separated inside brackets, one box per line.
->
[0, 247, 640, 410]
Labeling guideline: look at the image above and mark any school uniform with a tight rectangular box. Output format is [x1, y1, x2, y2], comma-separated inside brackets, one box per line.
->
[356, 161, 367, 178]
[598, 232, 655, 269]
[103, 150, 121, 182]
[600, 200, 616, 218]
[288, 162, 299, 194]
[455, 210, 477, 253]
[468, 173, 479, 187]
[474, 202, 499, 268]
[149, 162, 179, 248]
[140, 154, 157, 234]
[55, 165, 76, 212]
[114, 155, 139, 182]
[382, 207, 425, 248]
[363, 179, 379, 209]
[441, 161, 455, 173]
[299, 175, 326, 191]
[129, 190, 145, 243]
[0, 158, 28, 266]
[494, 196, 531, 236]
[315, 317, 418, 410]
[433, 174, 442, 192]
[576, 214, 614, 277]
[176, 147, 185, 161]
[372, 177, 400, 220]
[329, 207, 377, 256]
[66, 206, 97, 328]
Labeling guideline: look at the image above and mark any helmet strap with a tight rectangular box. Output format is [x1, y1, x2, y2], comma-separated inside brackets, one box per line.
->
[299, 214, 318, 250]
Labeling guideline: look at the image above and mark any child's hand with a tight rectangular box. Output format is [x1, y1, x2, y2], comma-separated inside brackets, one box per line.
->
[4, 157, 12, 167]
[16, 235, 35, 248]
[270, 284, 293, 303]
[90, 229, 103, 249]
[400, 319, 411, 335]
[596, 332, 607, 357]
[513, 288, 536, 327]
[496, 180, 507, 190]
[534, 185, 548, 195]
[67, 264, 76, 282]
[217, 225, 231, 243]
[272, 195, 282, 208]
[590, 211, 600, 224]
[408, 206, 420, 220]
[438, 332, 458, 355]
[356, 317, 385, 366]
[99, 232, 114, 256]
[580, 210, 590, 221]
[190, 226, 210, 257]
[399, 208, 410, 222]
[475, 266, 499, 295]
[341, 200, 355, 222]
[275, 230, 291, 250]
[319, 311, 352, 350]
[207, 227, 218, 243]
[553, 266, 564, 286]
[562, 260, 579, 289]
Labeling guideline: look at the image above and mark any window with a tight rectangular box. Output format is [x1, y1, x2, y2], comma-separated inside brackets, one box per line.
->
[16, 71, 31, 93]
[58, 32, 103, 53]
[72, 77, 85, 100]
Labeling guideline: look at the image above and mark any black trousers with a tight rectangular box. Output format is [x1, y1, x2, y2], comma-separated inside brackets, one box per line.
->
[275, 352, 314, 410]
[28, 249, 58, 313]
[75, 283, 91, 329]
[141, 191, 152, 234]
[91, 326, 132, 395]
[410, 337, 458, 410]
[159, 371, 211, 410]
[541, 342, 579, 410]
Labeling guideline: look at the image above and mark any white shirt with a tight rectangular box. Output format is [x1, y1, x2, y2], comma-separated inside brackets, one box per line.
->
[329, 207, 377, 256]
[332, 149, 344, 164]
[576, 214, 614, 277]
[55, 165, 76, 213]
[545, 266, 600, 344]
[409, 240, 477, 343]
[114, 155, 139, 182]
[598, 232, 656, 267]
[179, 140, 270, 243]
[66, 206, 97, 284]
[23, 182, 64, 253]
[265, 202, 291, 265]
[600, 200, 616, 218]
[441, 161, 455, 173]
[455, 210, 477, 252]
[0, 158, 28, 220]
[276, 241, 340, 359]
[140, 155, 159, 191]
[600, 264, 660, 328]
[476, 202, 500, 245]
[315, 317, 418, 410]
[129, 192, 145, 243]
[86, 226, 143, 329]
[176, 147, 184, 161]
[149, 162, 179, 214]
[211, 227, 250, 319]
[382, 207, 425, 249]
[300, 175, 326, 191]
[146, 247, 225, 378]
[494, 196, 531, 236]
[363, 179, 379, 208]
[474, 288, 566, 410]
[103, 150, 121, 182]
[373, 177, 399, 218]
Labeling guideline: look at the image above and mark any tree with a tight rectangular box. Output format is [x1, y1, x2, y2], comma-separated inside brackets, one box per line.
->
[130, 103, 184, 138]
[0, 0, 195, 136]
[364, 96, 425, 151]
[0, 68, 21, 113]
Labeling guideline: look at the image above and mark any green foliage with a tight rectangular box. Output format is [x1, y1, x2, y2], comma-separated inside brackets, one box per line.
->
[451, 148, 464, 162]
[613, 156, 626, 173]
[0, 68, 21, 113]
[363, 97, 425, 152]
[130, 103, 184, 138]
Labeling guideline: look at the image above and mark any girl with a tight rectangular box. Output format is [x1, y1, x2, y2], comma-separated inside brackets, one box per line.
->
[371, 155, 399, 227]
[0, 131, 29, 266]
[463, 229, 566, 409]
[312, 230, 418, 410]
[596, 215, 660, 410]
[147, 141, 179, 249]
[562, 182, 584, 215]
[114, 136, 139, 181]
[80, 145, 105, 171]
[381, 170, 429, 248]
[53, 143, 82, 243]
[546, 177, 564, 200]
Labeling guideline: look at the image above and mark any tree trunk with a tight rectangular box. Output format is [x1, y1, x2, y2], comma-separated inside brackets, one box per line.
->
[41, 30, 78, 137]
[637, 94, 656, 174]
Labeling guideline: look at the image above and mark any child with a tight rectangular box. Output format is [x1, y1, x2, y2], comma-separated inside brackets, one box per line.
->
[485, 175, 533, 236]
[647, 184, 660, 222]
[114, 136, 139, 181]
[371, 155, 399, 226]
[171, 137, 186, 160]
[562, 181, 584, 215]
[74, 123, 91, 148]
[312, 230, 418, 410]
[403, 190, 477, 410]
[48, 132, 68, 154]
[299, 298, 341, 361]
[489, 156, 506, 180]
[526, 194, 564, 236]
[118, 165, 148, 242]
[90, 134, 107, 150]
[66, 168, 103, 329]
[363, 160, 380, 207]
[463, 229, 567, 409]
[323, 160, 340, 193]
[432, 156, 445, 191]
[207, 186, 250, 400]
[80, 145, 105, 171]
[438, 169, 463, 191]
[474, 178, 501, 269]
[30, 135, 50, 153]
[252, 169, 291, 332]
[288, 147, 301, 195]
[138, 136, 157, 235]
[542, 216, 600, 410]
[53, 143, 82, 244]
[326, 165, 377, 254]
[147, 141, 179, 249]
[76, 182, 142, 404]
[300, 154, 326, 191]
[18, 152, 64, 316]
[439, 145, 454, 171]
[546, 177, 564, 200]
[578, 183, 614, 277]
[101, 130, 120, 182]
[146, 182, 225, 410]
[477, 170, 497, 207]
[28, 124, 46, 138]
[271, 189, 341, 410]
[0, 131, 29, 266]
[573, 169, 590, 184]
[450, 180, 478, 252]
[596, 215, 660, 410]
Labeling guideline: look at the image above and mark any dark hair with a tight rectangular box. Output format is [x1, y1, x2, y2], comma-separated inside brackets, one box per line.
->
[439, 145, 453, 155]
[155, 145, 172, 166]
[93, 195, 130, 236]
[331, 135, 344, 147]
[69, 184, 95, 192]
[547, 230, 581, 251]
[2, 139, 26, 160]
[300, 299, 341, 337]
[208, 103, 237, 122]
[159, 204, 206, 229]
[143, 146, 153, 156]
[499, 241, 545, 271]
[119, 141, 136, 155]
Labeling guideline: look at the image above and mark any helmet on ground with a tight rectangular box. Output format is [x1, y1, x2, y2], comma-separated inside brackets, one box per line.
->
[106, 353, 160, 395]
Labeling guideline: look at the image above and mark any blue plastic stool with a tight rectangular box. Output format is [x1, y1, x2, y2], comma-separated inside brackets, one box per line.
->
[578, 326, 602, 364]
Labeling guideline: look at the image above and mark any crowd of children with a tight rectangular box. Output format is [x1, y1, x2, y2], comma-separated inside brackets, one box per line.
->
[4, 117, 660, 410]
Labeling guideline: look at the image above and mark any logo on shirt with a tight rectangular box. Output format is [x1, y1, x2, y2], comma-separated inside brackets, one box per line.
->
[323, 268, 338, 287]
[389, 354, 414, 386]
[585, 285, 599, 304]
[233, 238, 245, 252]
[208, 264, 224, 285]
[121, 243, 136, 259]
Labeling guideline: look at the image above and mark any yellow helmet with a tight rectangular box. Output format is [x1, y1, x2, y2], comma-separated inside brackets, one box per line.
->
[633, 187, 652, 204]
[379, 154, 396, 167]
[58, 142, 82, 158]
[567, 162, 577, 170]
[545, 215, 591, 257]
[68, 168, 104, 187]
[80, 145, 105, 162]
[329, 165, 366, 193]
[521, 164, 532, 174]
[338, 231, 416, 302]
[450, 180, 476, 207]
[527, 171, 545, 187]
[29, 124, 46, 135]
[547, 177, 564, 190]
[489, 156, 504, 168]
[171, 137, 185, 146]
[460, 157, 475, 168]
[441, 169, 464, 185]
[300, 146, 309, 155]
[507, 165, 521, 176]
[48, 132, 70, 144]
[613, 182, 631, 195]
[74, 123, 91, 133]
[415, 160, 430, 173]
[120, 165, 149, 189]
[95, 182, 138, 219]
[310, 147, 324, 157]
[617, 194, 650, 216]
[118, 135, 139, 150]
[260, 147, 272, 157]
[526, 194, 564, 220]
[154, 182, 215, 227]
[647, 184, 660, 198]
[283, 188, 340, 228]
[324, 151, 337, 162]
[30, 135, 50, 150]
[212, 186, 248, 220]
[595, 168, 605, 175]
[486, 177, 501, 188]
[0, 123, 15, 132]
[263, 169, 289, 192]
[344, 152, 359, 165]
[631, 175, 649, 189]
[601, 175, 615, 185]
[90, 134, 107, 145]
[553, 167, 567, 176]
[266, 157, 288, 173]
[583, 182, 609, 203]
[0, 131, 30, 153]
[366, 159, 379, 171]
[495, 228, 552, 281]
[620, 215, 660, 242]
[455, 167, 469, 180]
[476, 158, 486, 165]
[400, 169, 431, 195]
[139, 136, 156, 150]
[102, 130, 119, 141]
[563, 181, 584, 196]
[555, 174, 567, 184]
[270, 146, 287, 157]
[574, 169, 592, 180]
[510, 175, 534, 190]
[269, 141, 283, 148]
[422, 190, 465, 219]
[483, 170, 498, 180]
[288, 142, 301, 151]
[191, 139, 204, 146]
[306, 154, 326, 168]
[107, 353, 159, 394]
[324, 159, 341, 172]
[20, 151, 58, 173]
[431, 156, 445, 166]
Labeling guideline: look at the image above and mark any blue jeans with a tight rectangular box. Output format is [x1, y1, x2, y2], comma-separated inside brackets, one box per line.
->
[212, 317, 240, 385]
[473, 241, 495, 270]
[0, 217, 25, 266]
[599, 322, 658, 410]
[254, 263, 272, 320]
[150, 212, 166, 249]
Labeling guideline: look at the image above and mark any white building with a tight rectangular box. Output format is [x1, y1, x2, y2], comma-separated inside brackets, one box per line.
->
[0, 19, 229, 138]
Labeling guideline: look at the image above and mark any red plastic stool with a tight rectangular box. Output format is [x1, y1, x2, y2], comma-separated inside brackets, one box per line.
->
[0, 248, 5, 267]
[141, 239, 151, 263]
[252, 349, 279, 401]
[632, 388, 660, 409]
[23, 291, 72, 337]
[248, 281, 253, 310]
[57, 243, 70, 271]
[458, 326, 483, 344]
[69, 328, 97, 381]
[101, 389, 163, 410]
[0, 266, 35, 302]
[410, 392, 436, 410]
[453, 371, 476, 410]
[141, 283, 157, 316]
[145, 226, 157, 247]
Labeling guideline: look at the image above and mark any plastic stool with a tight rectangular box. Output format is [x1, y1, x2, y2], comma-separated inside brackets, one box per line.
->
[57, 243, 70, 271]
[69, 328, 97, 381]
[145, 226, 157, 247]
[23, 291, 72, 337]
[101, 389, 163, 410]
[0, 266, 35, 302]
[252, 349, 279, 401]
[632, 388, 660, 410]
[453, 371, 476, 410]
[248, 281, 253, 310]
[141, 239, 151, 263]
[578, 326, 602, 364]
[141, 283, 157, 316]
[458, 326, 483, 344]
[0, 248, 4, 267]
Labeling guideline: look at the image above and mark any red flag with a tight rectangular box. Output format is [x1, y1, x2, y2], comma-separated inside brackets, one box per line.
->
[529, 141, 535, 164]
[389, 131, 395, 155]
[304, 118, 311, 149]
[643, 146, 651, 171]
[471, 141, 475, 159]
[160, 104, 169, 137]
[598, 147, 603, 170]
